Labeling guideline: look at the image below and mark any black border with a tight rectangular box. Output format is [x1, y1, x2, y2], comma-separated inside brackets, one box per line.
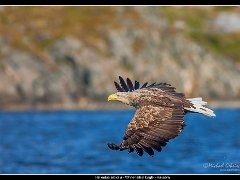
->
[0, 0, 239, 5]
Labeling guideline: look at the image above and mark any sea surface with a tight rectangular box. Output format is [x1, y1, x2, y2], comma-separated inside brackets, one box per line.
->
[0, 109, 239, 174]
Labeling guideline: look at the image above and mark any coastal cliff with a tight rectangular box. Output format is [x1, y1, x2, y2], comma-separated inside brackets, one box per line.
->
[0, 7, 239, 110]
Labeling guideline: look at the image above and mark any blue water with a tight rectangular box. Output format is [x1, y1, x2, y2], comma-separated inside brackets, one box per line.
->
[0, 109, 239, 174]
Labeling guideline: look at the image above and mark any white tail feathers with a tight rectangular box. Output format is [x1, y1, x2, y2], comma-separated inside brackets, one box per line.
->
[185, 97, 216, 117]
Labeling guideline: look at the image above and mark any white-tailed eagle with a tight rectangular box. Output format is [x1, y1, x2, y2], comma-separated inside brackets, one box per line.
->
[107, 76, 215, 156]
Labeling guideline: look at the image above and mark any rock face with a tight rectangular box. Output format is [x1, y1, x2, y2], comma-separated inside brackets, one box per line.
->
[212, 12, 240, 33]
[0, 7, 239, 109]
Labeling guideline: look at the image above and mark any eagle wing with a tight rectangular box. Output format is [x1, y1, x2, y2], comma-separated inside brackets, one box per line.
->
[114, 76, 184, 97]
[119, 101, 184, 156]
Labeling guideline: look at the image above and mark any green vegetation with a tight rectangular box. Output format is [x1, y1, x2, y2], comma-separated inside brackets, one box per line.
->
[0, 7, 139, 53]
[0, 7, 240, 62]
[159, 7, 240, 62]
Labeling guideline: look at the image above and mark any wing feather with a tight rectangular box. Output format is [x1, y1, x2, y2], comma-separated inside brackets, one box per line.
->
[135, 147, 143, 156]
[119, 76, 129, 92]
[134, 81, 140, 90]
[140, 139, 162, 152]
[115, 77, 184, 99]
[142, 146, 154, 156]
[147, 82, 156, 88]
[126, 78, 134, 92]
[141, 82, 148, 88]
[114, 81, 124, 92]
[119, 99, 185, 156]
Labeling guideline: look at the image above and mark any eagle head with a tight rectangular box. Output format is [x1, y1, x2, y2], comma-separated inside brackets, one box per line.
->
[108, 92, 139, 106]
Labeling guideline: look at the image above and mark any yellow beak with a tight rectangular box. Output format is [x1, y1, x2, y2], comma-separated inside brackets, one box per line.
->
[108, 94, 118, 101]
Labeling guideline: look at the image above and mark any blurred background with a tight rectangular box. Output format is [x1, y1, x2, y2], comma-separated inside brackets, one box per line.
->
[0, 6, 240, 110]
[0, 6, 239, 174]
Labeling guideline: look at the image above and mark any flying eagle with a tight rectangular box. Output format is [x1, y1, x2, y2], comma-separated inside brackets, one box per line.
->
[107, 76, 215, 156]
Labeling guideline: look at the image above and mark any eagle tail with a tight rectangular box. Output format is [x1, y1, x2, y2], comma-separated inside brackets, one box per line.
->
[185, 98, 216, 117]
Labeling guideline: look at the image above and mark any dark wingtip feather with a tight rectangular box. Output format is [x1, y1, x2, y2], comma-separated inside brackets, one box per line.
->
[134, 81, 140, 90]
[119, 76, 129, 92]
[128, 147, 134, 154]
[152, 145, 162, 152]
[147, 82, 156, 88]
[141, 82, 148, 88]
[114, 81, 123, 92]
[135, 147, 143, 156]
[126, 78, 134, 92]
[161, 142, 167, 147]
[142, 146, 154, 156]
[107, 143, 120, 150]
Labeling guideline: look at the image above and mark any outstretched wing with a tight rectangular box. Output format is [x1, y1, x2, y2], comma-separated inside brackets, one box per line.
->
[118, 102, 185, 156]
[114, 76, 183, 97]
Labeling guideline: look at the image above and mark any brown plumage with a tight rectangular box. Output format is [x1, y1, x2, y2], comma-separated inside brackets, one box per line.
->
[108, 76, 215, 156]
